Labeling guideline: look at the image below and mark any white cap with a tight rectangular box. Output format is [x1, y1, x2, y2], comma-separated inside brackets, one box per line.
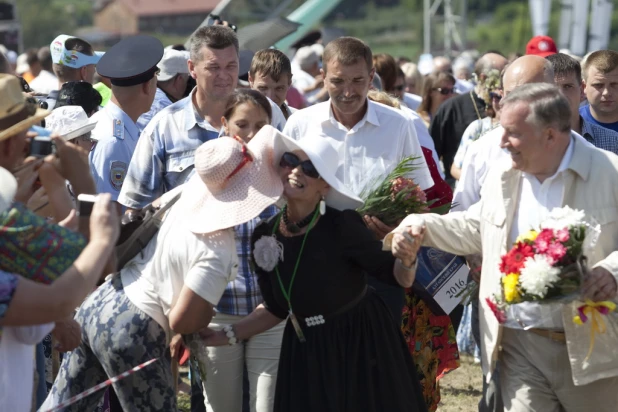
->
[51, 34, 104, 68]
[418, 53, 434, 76]
[45, 106, 99, 141]
[157, 49, 190, 82]
[294, 46, 320, 69]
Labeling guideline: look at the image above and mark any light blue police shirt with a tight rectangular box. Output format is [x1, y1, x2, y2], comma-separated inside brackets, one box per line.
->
[89, 101, 140, 201]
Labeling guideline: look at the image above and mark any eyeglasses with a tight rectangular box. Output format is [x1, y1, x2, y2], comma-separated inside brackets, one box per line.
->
[73, 132, 97, 151]
[433, 87, 455, 95]
[279, 152, 320, 179]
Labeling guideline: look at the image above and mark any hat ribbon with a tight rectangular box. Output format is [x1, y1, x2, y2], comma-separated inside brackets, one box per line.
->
[225, 137, 253, 181]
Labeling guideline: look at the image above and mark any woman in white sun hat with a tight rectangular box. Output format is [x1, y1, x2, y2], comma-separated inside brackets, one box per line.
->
[201, 131, 429, 412]
[44, 129, 284, 412]
[45, 105, 98, 152]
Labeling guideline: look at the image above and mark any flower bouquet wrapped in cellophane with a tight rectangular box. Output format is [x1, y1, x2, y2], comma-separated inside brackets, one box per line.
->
[487, 206, 602, 330]
[357, 155, 451, 226]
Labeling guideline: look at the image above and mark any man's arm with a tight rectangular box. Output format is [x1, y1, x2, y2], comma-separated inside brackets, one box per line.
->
[384, 203, 483, 257]
[117, 129, 165, 210]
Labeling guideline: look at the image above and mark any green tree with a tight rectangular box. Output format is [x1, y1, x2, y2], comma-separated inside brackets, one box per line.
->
[16, 0, 93, 49]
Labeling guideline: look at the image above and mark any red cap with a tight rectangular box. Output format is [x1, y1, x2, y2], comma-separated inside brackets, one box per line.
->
[525, 35, 558, 57]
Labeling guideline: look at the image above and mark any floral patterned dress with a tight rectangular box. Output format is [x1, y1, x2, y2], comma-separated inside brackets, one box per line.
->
[400, 148, 460, 411]
[0, 270, 18, 343]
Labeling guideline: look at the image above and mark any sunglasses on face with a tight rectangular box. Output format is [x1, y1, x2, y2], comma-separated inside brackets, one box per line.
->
[489, 92, 502, 102]
[394, 85, 405, 92]
[279, 152, 320, 179]
[433, 87, 455, 95]
[73, 132, 97, 151]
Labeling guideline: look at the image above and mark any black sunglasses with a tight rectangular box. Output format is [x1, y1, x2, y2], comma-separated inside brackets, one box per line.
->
[433, 87, 455, 95]
[279, 152, 320, 179]
[489, 92, 502, 102]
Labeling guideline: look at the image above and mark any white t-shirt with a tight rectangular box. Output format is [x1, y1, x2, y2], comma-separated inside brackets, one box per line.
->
[29, 70, 58, 95]
[0, 323, 55, 411]
[121, 187, 238, 342]
[283, 99, 434, 196]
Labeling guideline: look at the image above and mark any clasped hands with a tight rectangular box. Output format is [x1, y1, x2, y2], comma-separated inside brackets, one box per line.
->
[390, 223, 426, 268]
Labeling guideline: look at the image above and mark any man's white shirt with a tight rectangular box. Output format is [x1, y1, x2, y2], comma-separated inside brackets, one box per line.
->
[283, 99, 434, 196]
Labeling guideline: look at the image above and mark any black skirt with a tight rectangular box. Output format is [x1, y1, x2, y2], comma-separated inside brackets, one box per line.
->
[274, 288, 428, 412]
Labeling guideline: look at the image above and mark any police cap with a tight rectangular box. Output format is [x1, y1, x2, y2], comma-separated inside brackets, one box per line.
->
[97, 35, 164, 87]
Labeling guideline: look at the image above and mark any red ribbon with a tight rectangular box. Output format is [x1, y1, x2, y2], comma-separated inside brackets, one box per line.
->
[226, 137, 253, 181]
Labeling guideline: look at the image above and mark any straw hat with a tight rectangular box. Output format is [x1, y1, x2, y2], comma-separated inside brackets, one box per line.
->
[0, 167, 17, 214]
[178, 125, 284, 234]
[0, 74, 50, 142]
[45, 106, 99, 141]
[273, 134, 364, 211]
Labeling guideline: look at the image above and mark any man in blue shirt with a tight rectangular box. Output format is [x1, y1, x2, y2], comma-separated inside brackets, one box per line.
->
[547, 52, 618, 154]
[89, 35, 163, 207]
[580, 50, 618, 133]
[118, 26, 285, 210]
[137, 48, 190, 132]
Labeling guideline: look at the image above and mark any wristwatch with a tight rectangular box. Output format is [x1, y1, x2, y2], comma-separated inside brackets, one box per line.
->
[223, 325, 238, 345]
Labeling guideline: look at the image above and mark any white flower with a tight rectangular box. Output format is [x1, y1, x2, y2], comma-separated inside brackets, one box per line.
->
[253, 235, 284, 271]
[540, 206, 586, 231]
[519, 254, 561, 298]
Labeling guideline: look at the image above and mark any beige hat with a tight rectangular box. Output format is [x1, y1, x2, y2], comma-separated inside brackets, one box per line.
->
[0, 167, 17, 214]
[178, 125, 284, 234]
[157, 48, 189, 82]
[0, 74, 50, 142]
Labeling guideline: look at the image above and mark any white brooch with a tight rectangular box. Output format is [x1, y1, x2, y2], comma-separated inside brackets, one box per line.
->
[253, 235, 284, 271]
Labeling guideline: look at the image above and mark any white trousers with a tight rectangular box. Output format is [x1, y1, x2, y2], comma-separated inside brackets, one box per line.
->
[202, 312, 284, 412]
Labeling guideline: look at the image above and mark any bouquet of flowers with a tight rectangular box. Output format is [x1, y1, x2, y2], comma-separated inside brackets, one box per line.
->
[487, 206, 602, 325]
[357, 155, 450, 226]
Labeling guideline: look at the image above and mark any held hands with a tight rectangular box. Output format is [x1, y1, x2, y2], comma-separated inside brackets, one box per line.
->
[198, 327, 228, 347]
[582, 267, 618, 302]
[391, 225, 425, 267]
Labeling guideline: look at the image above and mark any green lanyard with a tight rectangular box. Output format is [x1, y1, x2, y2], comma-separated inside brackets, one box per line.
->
[271, 206, 320, 312]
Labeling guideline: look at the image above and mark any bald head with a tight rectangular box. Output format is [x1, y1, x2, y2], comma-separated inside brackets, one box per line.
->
[503, 55, 554, 95]
[474, 53, 508, 78]
[433, 56, 452, 73]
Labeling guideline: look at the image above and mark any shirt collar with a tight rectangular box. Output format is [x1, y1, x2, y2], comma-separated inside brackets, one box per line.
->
[181, 87, 218, 133]
[323, 98, 380, 131]
[106, 101, 139, 140]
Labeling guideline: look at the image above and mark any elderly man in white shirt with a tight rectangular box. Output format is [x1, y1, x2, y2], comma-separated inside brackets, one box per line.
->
[283, 36, 433, 319]
[390, 83, 618, 412]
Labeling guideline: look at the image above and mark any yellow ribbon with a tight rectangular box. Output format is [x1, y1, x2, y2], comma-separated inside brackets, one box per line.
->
[573, 300, 616, 361]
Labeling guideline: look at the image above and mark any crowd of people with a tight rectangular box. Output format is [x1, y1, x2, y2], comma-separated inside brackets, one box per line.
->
[0, 17, 617, 412]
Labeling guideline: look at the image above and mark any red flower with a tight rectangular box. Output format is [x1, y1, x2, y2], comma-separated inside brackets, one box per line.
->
[486, 297, 506, 324]
[547, 242, 567, 263]
[535, 228, 555, 253]
[500, 242, 534, 274]
[556, 228, 570, 243]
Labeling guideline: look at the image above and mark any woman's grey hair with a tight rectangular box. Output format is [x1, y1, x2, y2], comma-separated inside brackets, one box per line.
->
[501, 83, 571, 133]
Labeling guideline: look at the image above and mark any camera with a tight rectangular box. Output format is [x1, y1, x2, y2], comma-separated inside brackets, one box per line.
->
[29, 126, 54, 158]
[77, 194, 98, 217]
[207, 14, 237, 32]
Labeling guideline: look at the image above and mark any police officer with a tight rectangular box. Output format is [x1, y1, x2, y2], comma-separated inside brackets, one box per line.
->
[89, 35, 163, 205]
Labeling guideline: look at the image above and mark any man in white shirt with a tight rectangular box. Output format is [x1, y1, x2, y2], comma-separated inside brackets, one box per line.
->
[392, 83, 618, 412]
[283, 36, 433, 319]
[291, 45, 323, 104]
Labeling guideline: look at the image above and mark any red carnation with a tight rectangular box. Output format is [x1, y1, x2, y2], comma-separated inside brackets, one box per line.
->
[535, 228, 555, 253]
[499, 242, 534, 274]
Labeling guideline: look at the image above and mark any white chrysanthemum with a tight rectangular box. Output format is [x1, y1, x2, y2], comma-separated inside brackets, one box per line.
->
[519, 254, 561, 298]
[540, 206, 586, 231]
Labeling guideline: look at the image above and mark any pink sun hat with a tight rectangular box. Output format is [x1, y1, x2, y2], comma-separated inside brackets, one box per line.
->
[178, 125, 284, 234]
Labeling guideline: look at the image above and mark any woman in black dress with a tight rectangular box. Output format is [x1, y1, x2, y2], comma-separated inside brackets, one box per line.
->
[201, 132, 428, 412]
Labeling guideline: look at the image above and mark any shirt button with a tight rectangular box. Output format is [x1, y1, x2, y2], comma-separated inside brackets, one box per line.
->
[233, 263, 238, 268]
[178, 166, 183, 171]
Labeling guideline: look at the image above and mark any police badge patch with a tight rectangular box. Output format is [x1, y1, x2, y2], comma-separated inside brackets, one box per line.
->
[110, 160, 128, 191]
